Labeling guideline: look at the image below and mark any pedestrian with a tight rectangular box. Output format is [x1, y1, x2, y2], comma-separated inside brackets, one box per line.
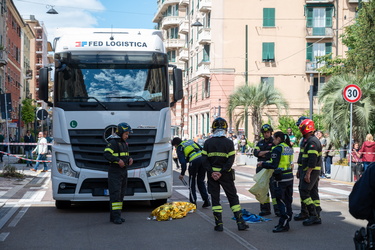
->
[315, 130, 326, 178]
[104, 122, 133, 224]
[31, 131, 49, 172]
[171, 137, 210, 208]
[348, 142, 362, 182]
[294, 118, 322, 226]
[197, 134, 205, 147]
[254, 124, 279, 216]
[349, 162, 375, 249]
[24, 130, 35, 168]
[239, 135, 248, 154]
[232, 135, 239, 152]
[287, 127, 296, 147]
[202, 117, 249, 231]
[172, 146, 180, 169]
[257, 131, 294, 233]
[323, 132, 335, 179]
[359, 134, 375, 172]
[43, 131, 53, 154]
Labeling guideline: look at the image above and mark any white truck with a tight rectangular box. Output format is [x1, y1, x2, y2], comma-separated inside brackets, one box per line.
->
[38, 28, 183, 209]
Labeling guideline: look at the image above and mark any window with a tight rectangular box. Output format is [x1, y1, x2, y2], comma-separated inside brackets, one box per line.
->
[262, 42, 275, 62]
[306, 7, 333, 35]
[306, 42, 332, 69]
[263, 8, 275, 27]
[169, 27, 179, 39]
[204, 78, 210, 98]
[261, 77, 274, 88]
[166, 4, 178, 16]
[203, 45, 210, 62]
[167, 50, 176, 62]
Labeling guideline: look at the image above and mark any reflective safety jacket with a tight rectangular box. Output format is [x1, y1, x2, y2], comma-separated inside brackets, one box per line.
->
[179, 140, 202, 162]
[201, 136, 236, 173]
[261, 142, 294, 181]
[298, 135, 322, 171]
[104, 139, 130, 167]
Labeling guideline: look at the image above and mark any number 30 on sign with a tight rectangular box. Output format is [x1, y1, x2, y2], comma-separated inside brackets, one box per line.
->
[343, 84, 362, 103]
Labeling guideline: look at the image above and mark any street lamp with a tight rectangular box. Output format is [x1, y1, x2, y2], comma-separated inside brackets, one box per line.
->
[46, 5, 58, 14]
[191, 20, 203, 27]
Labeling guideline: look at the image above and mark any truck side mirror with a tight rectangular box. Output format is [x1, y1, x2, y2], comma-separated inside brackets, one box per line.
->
[173, 68, 183, 102]
[38, 67, 53, 107]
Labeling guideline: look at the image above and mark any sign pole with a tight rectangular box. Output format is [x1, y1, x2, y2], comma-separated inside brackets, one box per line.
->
[349, 102, 353, 182]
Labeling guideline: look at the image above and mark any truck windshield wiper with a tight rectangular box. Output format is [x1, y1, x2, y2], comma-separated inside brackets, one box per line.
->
[106, 95, 156, 110]
[62, 96, 108, 110]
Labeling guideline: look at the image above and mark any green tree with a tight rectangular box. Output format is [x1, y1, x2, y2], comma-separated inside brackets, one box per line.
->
[227, 83, 288, 142]
[21, 98, 35, 129]
[318, 73, 375, 147]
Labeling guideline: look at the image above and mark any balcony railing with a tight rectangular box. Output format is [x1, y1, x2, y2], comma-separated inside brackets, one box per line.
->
[179, 19, 189, 34]
[306, 27, 334, 38]
[306, 61, 325, 73]
[199, 0, 212, 12]
[179, 48, 188, 61]
[161, 16, 184, 29]
[165, 38, 185, 49]
[153, 0, 180, 22]
[196, 63, 210, 77]
[306, 0, 333, 3]
[198, 28, 211, 44]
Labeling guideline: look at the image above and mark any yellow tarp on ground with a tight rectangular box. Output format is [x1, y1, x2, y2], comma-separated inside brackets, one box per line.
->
[150, 201, 196, 221]
[249, 168, 274, 204]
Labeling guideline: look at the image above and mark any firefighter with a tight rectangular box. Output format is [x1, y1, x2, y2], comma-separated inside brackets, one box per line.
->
[171, 137, 210, 208]
[104, 122, 134, 224]
[295, 118, 322, 226]
[202, 117, 249, 231]
[257, 131, 294, 232]
[254, 124, 279, 216]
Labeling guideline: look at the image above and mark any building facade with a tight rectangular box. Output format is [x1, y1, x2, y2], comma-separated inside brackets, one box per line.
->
[157, 0, 360, 141]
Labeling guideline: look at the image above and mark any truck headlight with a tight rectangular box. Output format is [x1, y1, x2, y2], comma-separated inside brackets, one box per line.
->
[57, 161, 79, 178]
[147, 160, 168, 177]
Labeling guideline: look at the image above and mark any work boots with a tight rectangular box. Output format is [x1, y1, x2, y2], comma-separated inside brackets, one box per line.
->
[259, 203, 271, 216]
[273, 222, 290, 233]
[294, 203, 309, 221]
[213, 212, 223, 232]
[234, 211, 249, 231]
[303, 204, 322, 226]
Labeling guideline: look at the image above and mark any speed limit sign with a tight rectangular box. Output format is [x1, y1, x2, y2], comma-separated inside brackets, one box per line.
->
[343, 84, 362, 103]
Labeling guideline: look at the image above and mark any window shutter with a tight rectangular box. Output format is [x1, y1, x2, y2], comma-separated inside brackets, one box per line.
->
[325, 43, 332, 57]
[263, 8, 275, 27]
[306, 7, 313, 28]
[262, 43, 275, 61]
[326, 7, 332, 27]
[306, 43, 313, 61]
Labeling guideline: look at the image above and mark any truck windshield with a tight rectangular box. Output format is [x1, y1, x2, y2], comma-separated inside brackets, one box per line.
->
[55, 53, 168, 103]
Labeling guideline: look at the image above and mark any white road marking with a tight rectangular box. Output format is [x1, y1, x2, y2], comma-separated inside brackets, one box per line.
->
[0, 232, 10, 241]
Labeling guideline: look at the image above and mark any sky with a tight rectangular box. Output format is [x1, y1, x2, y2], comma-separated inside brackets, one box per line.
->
[14, 0, 157, 42]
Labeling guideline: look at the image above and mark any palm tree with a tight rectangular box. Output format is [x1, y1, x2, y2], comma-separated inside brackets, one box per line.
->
[227, 83, 289, 142]
[318, 72, 375, 146]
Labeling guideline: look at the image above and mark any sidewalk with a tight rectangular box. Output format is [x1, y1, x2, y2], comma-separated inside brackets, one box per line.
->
[0, 154, 50, 208]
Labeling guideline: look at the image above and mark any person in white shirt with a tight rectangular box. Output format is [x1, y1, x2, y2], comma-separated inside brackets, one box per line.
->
[31, 131, 49, 172]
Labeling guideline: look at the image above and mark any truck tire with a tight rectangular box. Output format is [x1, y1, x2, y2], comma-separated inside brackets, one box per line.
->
[55, 200, 71, 209]
[150, 199, 167, 208]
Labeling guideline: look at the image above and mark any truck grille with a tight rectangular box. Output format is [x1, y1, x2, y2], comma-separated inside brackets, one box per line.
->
[68, 129, 156, 172]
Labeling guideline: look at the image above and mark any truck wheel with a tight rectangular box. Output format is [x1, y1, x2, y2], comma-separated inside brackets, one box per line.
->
[55, 200, 71, 209]
[150, 199, 167, 208]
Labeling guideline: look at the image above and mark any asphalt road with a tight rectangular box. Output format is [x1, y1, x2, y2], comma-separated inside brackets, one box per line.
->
[0, 157, 368, 250]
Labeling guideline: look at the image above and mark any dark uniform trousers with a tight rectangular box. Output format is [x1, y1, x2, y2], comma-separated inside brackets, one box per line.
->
[299, 169, 321, 216]
[108, 165, 128, 220]
[208, 170, 240, 211]
[274, 179, 294, 225]
[188, 157, 209, 203]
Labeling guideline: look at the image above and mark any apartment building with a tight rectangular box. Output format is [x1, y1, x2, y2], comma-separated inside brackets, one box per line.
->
[154, 0, 359, 141]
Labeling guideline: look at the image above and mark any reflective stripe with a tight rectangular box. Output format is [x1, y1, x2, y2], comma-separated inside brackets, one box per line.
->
[272, 198, 277, 205]
[314, 200, 320, 207]
[113, 152, 129, 157]
[104, 148, 114, 154]
[207, 151, 236, 158]
[212, 205, 223, 213]
[302, 197, 314, 205]
[307, 149, 319, 156]
[231, 204, 241, 213]
[212, 167, 221, 172]
[112, 202, 123, 210]
[303, 166, 321, 171]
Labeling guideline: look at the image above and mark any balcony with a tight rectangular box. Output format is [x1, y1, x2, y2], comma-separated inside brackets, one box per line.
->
[179, 19, 189, 34]
[179, 48, 188, 61]
[153, 0, 180, 22]
[196, 62, 210, 77]
[0, 50, 8, 67]
[306, 61, 325, 73]
[348, 0, 368, 3]
[165, 38, 185, 49]
[198, 28, 211, 44]
[306, 27, 334, 39]
[199, 0, 212, 12]
[179, 0, 189, 6]
[161, 16, 184, 29]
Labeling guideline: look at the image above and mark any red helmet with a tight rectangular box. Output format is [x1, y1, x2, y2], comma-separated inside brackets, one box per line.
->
[299, 119, 315, 135]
